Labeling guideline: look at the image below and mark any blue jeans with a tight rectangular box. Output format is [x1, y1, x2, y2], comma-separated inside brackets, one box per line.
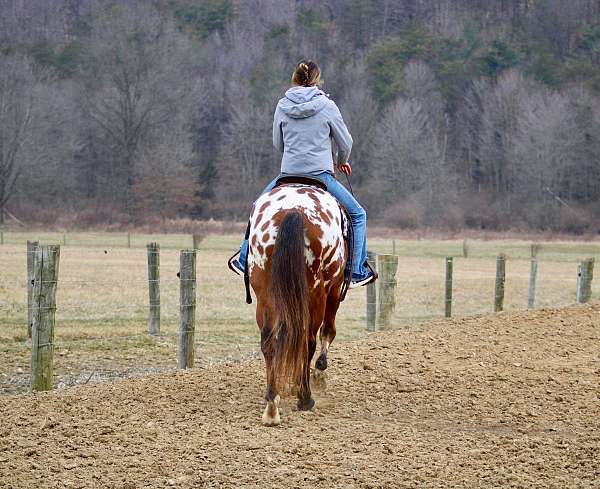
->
[238, 173, 369, 279]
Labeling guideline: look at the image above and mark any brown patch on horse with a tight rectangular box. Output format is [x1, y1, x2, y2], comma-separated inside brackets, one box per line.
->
[254, 213, 264, 228]
[262, 233, 270, 243]
[251, 234, 258, 246]
[307, 193, 320, 205]
[310, 258, 322, 277]
[260, 220, 270, 232]
[332, 237, 341, 254]
[326, 209, 334, 220]
[319, 209, 331, 226]
[277, 195, 286, 201]
[313, 198, 325, 214]
[258, 201, 271, 214]
[325, 261, 342, 284]
[305, 221, 323, 259]
[322, 244, 336, 263]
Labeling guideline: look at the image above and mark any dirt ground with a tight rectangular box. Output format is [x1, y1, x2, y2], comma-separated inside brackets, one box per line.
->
[0, 304, 598, 488]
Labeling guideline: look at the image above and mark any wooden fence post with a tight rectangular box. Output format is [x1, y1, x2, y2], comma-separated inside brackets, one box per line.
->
[494, 254, 506, 312]
[577, 258, 594, 304]
[462, 239, 468, 258]
[583, 258, 594, 303]
[445, 257, 453, 318]
[31, 244, 60, 392]
[576, 263, 582, 303]
[147, 243, 160, 335]
[530, 243, 540, 258]
[178, 250, 196, 369]
[27, 240, 39, 338]
[528, 258, 538, 310]
[366, 251, 378, 332]
[375, 254, 398, 330]
[392, 240, 396, 255]
[193, 234, 203, 250]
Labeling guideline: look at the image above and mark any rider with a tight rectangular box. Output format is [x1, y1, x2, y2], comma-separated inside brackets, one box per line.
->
[228, 59, 376, 288]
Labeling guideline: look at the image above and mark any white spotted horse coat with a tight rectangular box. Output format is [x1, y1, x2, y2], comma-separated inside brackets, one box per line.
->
[248, 184, 346, 293]
[248, 183, 348, 426]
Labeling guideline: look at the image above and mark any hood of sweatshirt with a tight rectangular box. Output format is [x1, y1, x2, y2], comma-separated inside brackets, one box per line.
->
[279, 86, 328, 119]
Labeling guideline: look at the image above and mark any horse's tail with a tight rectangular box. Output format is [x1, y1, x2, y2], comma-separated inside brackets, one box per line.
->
[268, 210, 309, 394]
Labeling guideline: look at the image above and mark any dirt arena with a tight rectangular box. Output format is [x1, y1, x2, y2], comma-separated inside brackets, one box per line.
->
[1, 304, 598, 488]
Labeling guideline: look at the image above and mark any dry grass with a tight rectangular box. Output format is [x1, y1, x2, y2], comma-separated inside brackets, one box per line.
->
[1, 232, 598, 394]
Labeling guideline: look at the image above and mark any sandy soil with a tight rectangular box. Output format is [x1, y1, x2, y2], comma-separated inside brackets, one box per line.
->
[0, 304, 598, 488]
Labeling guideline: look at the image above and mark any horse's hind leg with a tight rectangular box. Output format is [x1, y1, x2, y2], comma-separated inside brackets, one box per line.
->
[259, 305, 281, 426]
[315, 289, 340, 372]
[297, 331, 317, 411]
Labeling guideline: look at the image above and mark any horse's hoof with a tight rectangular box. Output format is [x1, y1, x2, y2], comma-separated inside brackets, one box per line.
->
[297, 397, 315, 411]
[262, 396, 281, 426]
[262, 412, 281, 426]
[315, 354, 327, 371]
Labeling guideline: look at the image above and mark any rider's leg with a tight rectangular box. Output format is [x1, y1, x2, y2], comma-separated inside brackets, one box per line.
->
[238, 177, 279, 269]
[320, 174, 369, 279]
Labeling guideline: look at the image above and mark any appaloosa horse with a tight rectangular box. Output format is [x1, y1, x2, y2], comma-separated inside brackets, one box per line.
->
[248, 183, 347, 426]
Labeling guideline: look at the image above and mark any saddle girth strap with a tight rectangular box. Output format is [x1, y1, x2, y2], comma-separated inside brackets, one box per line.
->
[339, 207, 354, 302]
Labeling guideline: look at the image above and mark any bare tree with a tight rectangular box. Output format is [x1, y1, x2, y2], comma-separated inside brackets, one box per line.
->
[76, 3, 197, 213]
[511, 85, 599, 228]
[0, 55, 48, 224]
[371, 96, 448, 223]
[336, 58, 379, 187]
[217, 90, 278, 216]
[133, 140, 197, 224]
[478, 71, 528, 198]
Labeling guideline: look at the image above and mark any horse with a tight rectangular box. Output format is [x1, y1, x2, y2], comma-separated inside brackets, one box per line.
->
[247, 182, 347, 426]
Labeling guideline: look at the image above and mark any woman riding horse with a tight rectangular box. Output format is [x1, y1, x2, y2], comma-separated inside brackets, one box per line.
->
[228, 59, 376, 288]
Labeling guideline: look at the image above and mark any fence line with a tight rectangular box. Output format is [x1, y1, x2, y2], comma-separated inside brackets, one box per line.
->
[2, 240, 598, 394]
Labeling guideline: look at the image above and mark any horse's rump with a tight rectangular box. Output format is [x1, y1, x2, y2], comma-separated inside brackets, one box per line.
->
[248, 184, 346, 287]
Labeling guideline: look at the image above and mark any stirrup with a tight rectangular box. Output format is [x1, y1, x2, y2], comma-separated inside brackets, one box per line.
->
[227, 251, 244, 277]
[365, 259, 379, 281]
[349, 271, 377, 289]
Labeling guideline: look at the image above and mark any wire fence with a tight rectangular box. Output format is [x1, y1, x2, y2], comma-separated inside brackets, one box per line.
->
[2, 230, 600, 258]
[1, 233, 597, 395]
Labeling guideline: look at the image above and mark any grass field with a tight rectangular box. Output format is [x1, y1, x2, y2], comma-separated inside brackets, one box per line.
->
[1, 231, 599, 394]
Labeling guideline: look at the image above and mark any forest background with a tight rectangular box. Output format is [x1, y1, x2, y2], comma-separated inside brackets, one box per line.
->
[1, 0, 600, 234]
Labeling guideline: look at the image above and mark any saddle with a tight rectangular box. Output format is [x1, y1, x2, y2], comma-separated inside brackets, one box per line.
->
[274, 174, 328, 191]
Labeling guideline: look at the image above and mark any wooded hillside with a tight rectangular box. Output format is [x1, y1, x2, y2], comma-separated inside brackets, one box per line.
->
[1, 0, 600, 232]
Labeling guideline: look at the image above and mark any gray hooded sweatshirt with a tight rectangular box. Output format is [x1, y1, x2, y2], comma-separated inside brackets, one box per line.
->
[273, 86, 353, 175]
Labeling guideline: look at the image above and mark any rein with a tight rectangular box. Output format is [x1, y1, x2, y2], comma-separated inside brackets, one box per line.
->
[344, 172, 355, 197]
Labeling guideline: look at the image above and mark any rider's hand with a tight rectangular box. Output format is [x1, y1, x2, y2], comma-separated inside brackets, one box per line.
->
[338, 163, 352, 176]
